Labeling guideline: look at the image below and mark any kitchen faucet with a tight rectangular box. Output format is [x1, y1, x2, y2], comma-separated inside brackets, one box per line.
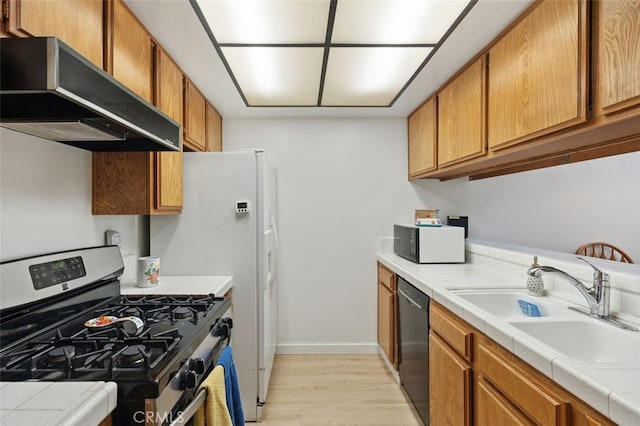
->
[527, 257, 638, 331]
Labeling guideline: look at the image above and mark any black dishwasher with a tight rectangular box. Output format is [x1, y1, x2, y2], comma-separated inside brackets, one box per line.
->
[397, 276, 430, 425]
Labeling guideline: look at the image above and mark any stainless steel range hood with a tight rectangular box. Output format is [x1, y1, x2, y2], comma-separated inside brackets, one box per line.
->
[0, 37, 181, 152]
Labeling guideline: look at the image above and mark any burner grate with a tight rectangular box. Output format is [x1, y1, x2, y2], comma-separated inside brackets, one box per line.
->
[0, 292, 224, 384]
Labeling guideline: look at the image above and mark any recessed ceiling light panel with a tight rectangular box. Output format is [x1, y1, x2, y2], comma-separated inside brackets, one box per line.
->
[196, 0, 331, 44]
[222, 47, 324, 105]
[322, 47, 433, 106]
[332, 0, 471, 44]
[193, 0, 476, 107]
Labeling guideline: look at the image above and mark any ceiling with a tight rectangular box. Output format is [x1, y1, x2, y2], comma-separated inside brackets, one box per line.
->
[124, 0, 534, 118]
[192, 0, 473, 108]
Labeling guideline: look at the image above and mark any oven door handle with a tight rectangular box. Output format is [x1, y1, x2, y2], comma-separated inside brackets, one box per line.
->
[169, 388, 207, 426]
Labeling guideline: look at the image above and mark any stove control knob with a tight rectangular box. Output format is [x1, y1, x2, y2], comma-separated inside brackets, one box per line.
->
[190, 358, 206, 374]
[183, 370, 197, 390]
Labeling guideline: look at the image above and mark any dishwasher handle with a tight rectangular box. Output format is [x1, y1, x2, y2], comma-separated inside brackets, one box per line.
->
[398, 288, 423, 310]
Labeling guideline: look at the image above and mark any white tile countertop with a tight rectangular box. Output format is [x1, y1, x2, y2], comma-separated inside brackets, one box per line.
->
[120, 275, 233, 297]
[378, 240, 640, 426]
[0, 381, 117, 425]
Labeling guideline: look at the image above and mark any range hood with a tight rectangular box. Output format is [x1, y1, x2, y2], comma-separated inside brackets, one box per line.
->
[0, 37, 181, 152]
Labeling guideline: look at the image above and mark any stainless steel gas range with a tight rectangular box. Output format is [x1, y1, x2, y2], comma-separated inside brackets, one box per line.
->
[0, 246, 232, 425]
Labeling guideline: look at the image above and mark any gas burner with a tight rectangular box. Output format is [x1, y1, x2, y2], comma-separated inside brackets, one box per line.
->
[119, 344, 147, 366]
[172, 307, 194, 320]
[122, 307, 144, 318]
[48, 345, 76, 364]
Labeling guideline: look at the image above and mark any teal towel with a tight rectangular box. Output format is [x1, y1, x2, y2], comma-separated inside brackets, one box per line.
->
[216, 346, 244, 426]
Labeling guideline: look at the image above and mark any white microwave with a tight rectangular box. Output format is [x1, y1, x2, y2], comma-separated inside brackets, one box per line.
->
[393, 225, 465, 264]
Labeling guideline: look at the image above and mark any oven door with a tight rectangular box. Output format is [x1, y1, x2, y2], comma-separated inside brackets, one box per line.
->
[143, 308, 233, 426]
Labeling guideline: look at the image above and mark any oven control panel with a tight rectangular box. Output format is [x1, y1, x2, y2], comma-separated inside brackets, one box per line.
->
[29, 256, 87, 290]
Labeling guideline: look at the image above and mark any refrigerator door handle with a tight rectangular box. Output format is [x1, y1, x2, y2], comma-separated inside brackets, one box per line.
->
[269, 213, 279, 289]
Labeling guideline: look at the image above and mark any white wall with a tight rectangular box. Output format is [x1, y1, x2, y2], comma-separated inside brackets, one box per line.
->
[224, 118, 640, 353]
[462, 151, 640, 259]
[0, 129, 147, 283]
[223, 118, 464, 352]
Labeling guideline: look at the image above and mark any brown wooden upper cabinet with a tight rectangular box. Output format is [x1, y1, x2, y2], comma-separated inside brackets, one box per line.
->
[594, 0, 640, 116]
[154, 46, 184, 213]
[93, 0, 182, 215]
[109, 0, 153, 103]
[156, 47, 184, 126]
[487, 0, 588, 150]
[438, 56, 486, 167]
[154, 152, 183, 212]
[1, 0, 104, 69]
[408, 96, 437, 178]
[206, 102, 223, 152]
[184, 79, 207, 152]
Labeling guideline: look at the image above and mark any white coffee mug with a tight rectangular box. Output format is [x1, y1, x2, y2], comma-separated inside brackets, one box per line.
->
[137, 256, 160, 288]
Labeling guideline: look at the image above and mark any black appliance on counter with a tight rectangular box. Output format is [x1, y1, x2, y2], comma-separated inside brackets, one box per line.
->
[0, 246, 232, 426]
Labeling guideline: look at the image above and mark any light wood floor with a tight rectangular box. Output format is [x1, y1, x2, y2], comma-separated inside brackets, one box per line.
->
[257, 354, 423, 425]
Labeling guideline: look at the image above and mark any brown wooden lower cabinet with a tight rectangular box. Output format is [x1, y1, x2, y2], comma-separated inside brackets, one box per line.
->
[98, 413, 112, 426]
[377, 282, 394, 364]
[377, 262, 397, 367]
[429, 331, 472, 426]
[429, 301, 615, 426]
[476, 339, 569, 425]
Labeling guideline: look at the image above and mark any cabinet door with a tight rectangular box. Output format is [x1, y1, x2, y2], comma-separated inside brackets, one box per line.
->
[438, 57, 486, 167]
[4, 0, 104, 68]
[429, 331, 472, 426]
[184, 79, 207, 151]
[156, 47, 184, 126]
[488, 0, 587, 150]
[408, 97, 437, 178]
[476, 377, 532, 426]
[153, 48, 184, 213]
[111, 0, 153, 103]
[377, 282, 394, 365]
[92, 152, 152, 215]
[154, 152, 183, 213]
[206, 102, 223, 152]
[596, 0, 640, 115]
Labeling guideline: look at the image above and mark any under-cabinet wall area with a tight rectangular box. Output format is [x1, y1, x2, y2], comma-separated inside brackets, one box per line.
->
[0, 129, 147, 283]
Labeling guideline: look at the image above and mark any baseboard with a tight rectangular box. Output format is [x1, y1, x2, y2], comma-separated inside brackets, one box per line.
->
[379, 346, 400, 384]
[276, 343, 380, 354]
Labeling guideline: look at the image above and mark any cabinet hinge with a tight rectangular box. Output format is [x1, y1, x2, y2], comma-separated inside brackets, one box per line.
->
[1, 0, 9, 23]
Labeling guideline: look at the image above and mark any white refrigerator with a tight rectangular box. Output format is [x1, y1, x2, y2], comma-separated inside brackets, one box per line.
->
[150, 150, 278, 421]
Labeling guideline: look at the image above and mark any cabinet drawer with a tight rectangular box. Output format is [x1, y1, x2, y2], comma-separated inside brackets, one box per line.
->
[476, 377, 531, 426]
[377, 263, 396, 291]
[430, 302, 473, 361]
[476, 342, 568, 425]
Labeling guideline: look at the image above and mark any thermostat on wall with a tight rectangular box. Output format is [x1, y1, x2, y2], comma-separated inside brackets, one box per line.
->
[236, 201, 249, 214]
